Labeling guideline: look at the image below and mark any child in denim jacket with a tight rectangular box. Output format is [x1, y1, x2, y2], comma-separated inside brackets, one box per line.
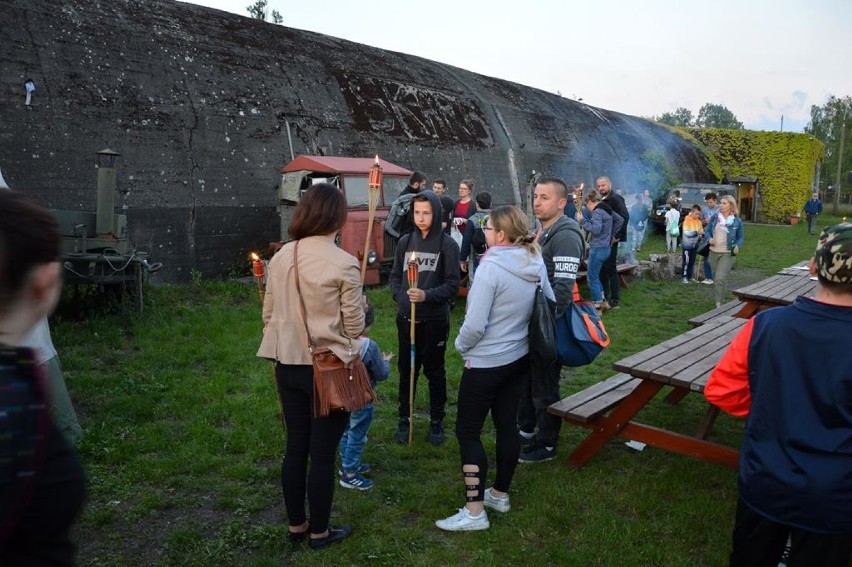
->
[338, 300, 393, 490]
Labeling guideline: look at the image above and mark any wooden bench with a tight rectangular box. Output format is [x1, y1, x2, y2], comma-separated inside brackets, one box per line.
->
[688, 300, 746, 327]
[548, 373, 642, 423]
[576, 263, 639, 290]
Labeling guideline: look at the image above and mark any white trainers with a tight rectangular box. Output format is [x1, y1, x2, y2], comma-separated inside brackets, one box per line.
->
[435, 507, 490, 531]
[483, 488, 511, 513]
[702, 279, 714, 285]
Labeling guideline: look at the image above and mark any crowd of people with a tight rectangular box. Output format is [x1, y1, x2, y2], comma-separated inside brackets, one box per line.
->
[2, 170, 847, 565]
[253, 171, 765, 549]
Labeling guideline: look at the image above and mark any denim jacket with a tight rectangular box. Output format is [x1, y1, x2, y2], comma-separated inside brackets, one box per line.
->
[704, 213, 744, 250]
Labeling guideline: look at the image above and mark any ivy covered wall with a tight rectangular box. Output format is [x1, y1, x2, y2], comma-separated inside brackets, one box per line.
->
[687, 129, 824, 222]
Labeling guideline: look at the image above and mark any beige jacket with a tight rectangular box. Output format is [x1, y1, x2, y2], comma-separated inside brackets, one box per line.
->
[257, 235, 364, 365]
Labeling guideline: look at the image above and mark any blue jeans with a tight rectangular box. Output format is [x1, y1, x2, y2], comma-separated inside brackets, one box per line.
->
[587, 246, 611, 302]
[703, 255, 713, 280]
[339, 403, 375, 474]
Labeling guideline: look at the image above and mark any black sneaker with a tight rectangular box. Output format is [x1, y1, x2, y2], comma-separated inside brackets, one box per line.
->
[518, 443, 556, 463]
[427, 420, 446, 446]
[609, 300, 620, 309]
[394, 418, 410, 444]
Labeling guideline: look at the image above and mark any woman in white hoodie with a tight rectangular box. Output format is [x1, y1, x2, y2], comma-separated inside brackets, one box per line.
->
[436, 205, 554, 532]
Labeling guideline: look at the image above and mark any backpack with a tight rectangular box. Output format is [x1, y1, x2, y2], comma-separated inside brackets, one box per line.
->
[470, 214, 488, 255]
[668, 217, 680, 236]
[667, 210, 680, 236]
[384, 193, 416, 238]
[555, 283, 610, 367]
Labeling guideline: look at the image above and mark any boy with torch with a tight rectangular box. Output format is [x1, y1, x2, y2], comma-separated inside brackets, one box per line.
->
[389, 192, 460, 445]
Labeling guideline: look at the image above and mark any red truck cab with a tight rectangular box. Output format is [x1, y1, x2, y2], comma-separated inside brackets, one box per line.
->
[279, 155, 412, 284]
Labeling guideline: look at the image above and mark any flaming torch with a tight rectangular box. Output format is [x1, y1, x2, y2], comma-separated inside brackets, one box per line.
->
[360, 155, 384, 284]
[574, 181, 584, 212]
[251, 251, 282, 420]
[407, 251, 418, 445]
[250, 252, 265, 304]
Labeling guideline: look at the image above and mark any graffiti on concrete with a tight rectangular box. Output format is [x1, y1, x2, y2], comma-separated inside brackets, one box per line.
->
[336, 74, 493, 146]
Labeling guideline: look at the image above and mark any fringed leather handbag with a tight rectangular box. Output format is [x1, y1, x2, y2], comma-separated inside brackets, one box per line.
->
[294, 242, 375, 417]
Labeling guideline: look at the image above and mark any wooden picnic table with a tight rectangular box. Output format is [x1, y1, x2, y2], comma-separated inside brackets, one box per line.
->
[732, 268, 817, 318]
[549, 316, 747, 470]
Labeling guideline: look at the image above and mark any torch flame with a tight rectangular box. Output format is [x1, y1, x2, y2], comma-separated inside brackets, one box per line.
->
[409, 251, 416, 262]
[250, 252, 259, 261]
[374, 154, 379, 165]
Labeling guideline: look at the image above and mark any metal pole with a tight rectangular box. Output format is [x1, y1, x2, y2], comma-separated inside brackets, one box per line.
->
[833, 108, 847, 215]
[285, 118, 295, 162]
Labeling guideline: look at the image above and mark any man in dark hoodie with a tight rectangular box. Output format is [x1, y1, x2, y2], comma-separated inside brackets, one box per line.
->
[596, 176, 629, 309]
[517, 178, 585, 463]
[389, 192, 460, 445]
[392, 171, 428, 238]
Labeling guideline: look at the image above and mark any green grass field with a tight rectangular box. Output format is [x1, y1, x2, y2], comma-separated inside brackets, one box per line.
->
[57, 215, 843, 566]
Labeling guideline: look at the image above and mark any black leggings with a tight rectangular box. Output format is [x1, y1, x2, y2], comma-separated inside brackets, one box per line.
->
[455, 356, 528, 502]
[276, 364, 349, 535]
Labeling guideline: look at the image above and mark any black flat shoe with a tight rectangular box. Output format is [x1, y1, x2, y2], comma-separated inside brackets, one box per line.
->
[288, 523, 309, 544]
[309, 524, 352, 550]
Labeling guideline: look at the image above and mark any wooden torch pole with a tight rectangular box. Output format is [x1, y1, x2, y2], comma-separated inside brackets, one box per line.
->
[361, 156, 383, 284]
[407, 252, 418, 445]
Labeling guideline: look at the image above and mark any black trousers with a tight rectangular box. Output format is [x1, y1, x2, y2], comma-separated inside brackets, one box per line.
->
[599, 240, 621, 303]
[455, 356, 527, 501]
[517, 358, 562, 447]
[396, 315, 449, 422]
[730, 497, 852, 567]
[0, 424, 86, 566]
[276, 364, 349, 535]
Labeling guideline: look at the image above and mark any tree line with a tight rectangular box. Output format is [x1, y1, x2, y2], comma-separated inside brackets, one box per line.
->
[246, 0, 282, 24]
[805, 95, 852, 204]
[653, 103, 744, 129]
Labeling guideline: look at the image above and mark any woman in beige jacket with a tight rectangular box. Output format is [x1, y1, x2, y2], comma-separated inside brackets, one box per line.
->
[257, 183, 365, 550]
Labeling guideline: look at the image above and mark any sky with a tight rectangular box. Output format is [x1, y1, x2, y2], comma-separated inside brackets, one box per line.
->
[181, 0, 852, 133]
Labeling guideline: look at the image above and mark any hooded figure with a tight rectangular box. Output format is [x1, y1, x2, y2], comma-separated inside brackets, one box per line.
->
[388, 190, 460, 445]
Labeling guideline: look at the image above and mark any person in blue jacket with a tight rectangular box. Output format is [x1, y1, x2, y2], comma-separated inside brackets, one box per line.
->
[705, 222, 852, 566]
[704, 195, 744, 307]
[803, 192, 823, 235]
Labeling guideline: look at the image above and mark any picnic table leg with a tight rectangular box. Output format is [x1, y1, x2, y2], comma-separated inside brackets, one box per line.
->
[734, 302, 760, 318]
[664, 388, 689, 405]
[565, 380, 663, 469]
[696, 405, 721, 440]
[619, 274, 628, 289]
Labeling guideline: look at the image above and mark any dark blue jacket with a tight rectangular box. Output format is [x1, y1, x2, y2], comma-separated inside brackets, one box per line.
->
[737, 298, 852, 533]
[803, 198, 823, 215]
[704, 213, 744, 250]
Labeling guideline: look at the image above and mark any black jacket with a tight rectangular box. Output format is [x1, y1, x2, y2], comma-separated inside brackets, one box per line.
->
[603, 192, 629, 241]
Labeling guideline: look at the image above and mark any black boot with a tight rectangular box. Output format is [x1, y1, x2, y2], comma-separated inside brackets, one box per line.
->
[394, 417, 410, 444]
[427, 420, 445, 446]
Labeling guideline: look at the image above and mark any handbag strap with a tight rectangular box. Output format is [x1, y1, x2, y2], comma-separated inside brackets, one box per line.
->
[293, 241, 316, 352]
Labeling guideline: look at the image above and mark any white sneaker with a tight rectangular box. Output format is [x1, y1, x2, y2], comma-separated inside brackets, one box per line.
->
[435, 507, 490, 531]
[702, 279, 714, 285]
[682, 277, 689, 284]
[483, 488, 511, 513]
